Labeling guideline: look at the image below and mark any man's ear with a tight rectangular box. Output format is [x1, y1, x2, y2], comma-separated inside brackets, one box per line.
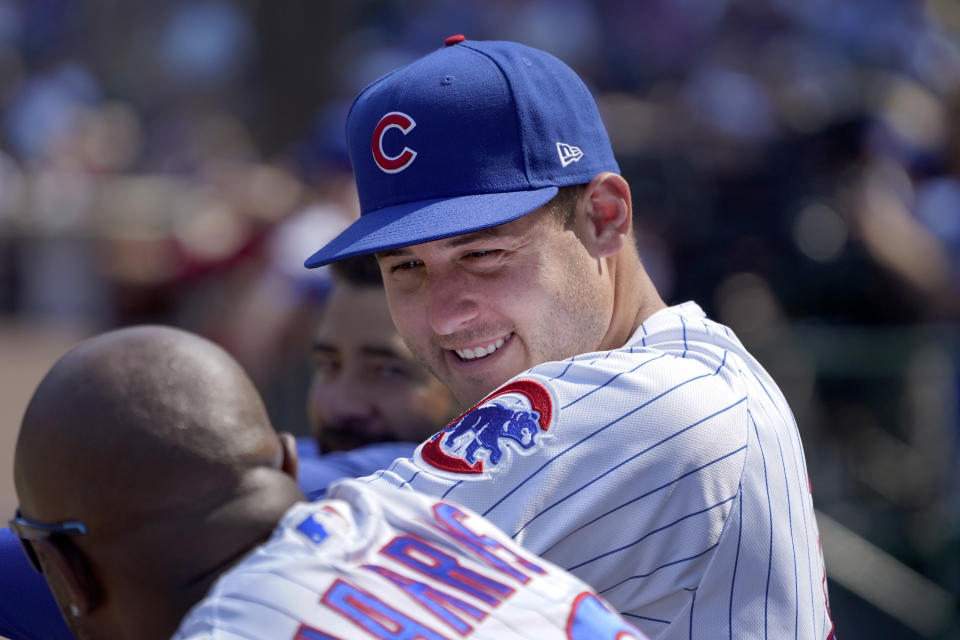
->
[35, 539, 101, 618]
[574, 172, 632, 258]
[277, 431, 299, 482]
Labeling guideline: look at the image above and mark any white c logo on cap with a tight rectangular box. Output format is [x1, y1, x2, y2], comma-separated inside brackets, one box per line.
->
[371, 112, 417, 174]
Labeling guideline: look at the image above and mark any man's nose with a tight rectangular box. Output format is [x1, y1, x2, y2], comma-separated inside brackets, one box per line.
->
[426, 269, 481, 337]
[321, 377, 377, 424]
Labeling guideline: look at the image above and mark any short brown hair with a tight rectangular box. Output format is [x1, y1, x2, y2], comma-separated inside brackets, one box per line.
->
[547, 184, 586, 228]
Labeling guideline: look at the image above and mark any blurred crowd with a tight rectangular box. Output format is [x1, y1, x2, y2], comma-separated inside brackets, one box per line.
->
[0, 0, 958, 637]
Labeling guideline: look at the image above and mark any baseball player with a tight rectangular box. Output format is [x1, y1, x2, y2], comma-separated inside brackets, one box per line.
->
[303, 37, 835, 639]
[12, 325, 645, 640]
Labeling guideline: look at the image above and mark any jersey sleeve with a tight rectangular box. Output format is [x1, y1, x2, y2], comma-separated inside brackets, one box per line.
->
[365, 348, 749, 619]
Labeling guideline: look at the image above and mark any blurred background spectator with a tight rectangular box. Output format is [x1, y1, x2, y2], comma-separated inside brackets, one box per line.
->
[0, 1, 957, 637]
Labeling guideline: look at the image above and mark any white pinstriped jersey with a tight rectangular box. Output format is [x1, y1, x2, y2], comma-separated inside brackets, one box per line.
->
[366, 302, 834, 640]
[173, 480, 646, 640]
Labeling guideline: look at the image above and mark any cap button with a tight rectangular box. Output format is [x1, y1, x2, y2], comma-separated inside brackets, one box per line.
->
[444, 34, 466, 46]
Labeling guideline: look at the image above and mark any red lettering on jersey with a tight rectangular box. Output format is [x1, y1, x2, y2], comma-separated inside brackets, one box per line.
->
[381, 535, 514, 607]
[293, 624, 343, 640]
[364, 564, 486, 635]
[431, 502, 546, 583]
[322, 579, 450, 640]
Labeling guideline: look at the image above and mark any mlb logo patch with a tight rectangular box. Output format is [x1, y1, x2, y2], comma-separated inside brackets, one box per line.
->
[419, 379, 553, 478]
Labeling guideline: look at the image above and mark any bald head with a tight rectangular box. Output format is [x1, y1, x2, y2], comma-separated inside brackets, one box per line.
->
[16, 325, 280, 519]
[12, 325, 303, 640]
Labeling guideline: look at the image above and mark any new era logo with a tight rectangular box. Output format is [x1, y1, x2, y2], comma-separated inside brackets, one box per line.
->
[556, 142, 583, 167]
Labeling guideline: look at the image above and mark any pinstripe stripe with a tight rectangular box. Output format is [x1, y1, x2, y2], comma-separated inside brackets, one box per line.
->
[750, 410, 773, 640]
[481, 370, 718, 518]
[680, 314, 688, 357]
[547, 359, 576, 381]
[566, 494, 737, 571]
[512, 399, 747, 537]
[622, 612, 670, 624]
[686, 587, 697, 640]
[750, 368, 819, 635]
[588, 350, 617, 366]
[538, 445, 747, 553]
[559, 353, 667, 410]
[774, 426, 800, 640]
[729, 488, 743, 640]
[440, 481, 460, 498]
[598, 541, 720, 594]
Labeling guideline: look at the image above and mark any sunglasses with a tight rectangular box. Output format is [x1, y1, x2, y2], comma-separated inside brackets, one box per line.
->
[8, 508, 88, 573]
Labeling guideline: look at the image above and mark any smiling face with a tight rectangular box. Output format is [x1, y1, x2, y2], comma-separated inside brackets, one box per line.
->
[376, 204, 616, 407]
[307, 282, 459, 451]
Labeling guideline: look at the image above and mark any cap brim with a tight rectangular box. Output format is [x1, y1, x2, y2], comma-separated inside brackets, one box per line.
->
[304, 186, 559, 268]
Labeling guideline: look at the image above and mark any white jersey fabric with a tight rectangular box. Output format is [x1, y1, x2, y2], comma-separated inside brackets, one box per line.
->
[173, 480, 645, 640]
[366, 302, 835, 640]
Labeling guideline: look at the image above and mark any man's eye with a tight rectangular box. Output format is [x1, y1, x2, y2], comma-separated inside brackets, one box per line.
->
[390, 260, 423, 273]
[466, 249, 501, 260]
[313, 359, 338, 375]
[375, 364, 411, 379]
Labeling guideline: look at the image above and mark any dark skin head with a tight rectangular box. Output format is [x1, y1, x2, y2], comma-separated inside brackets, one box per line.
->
[13, 325, 303, 640]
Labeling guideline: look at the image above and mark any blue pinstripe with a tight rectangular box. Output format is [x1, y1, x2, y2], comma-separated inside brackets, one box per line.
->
[511, 398, 747, 537]
[598, 541, 720, 594]
[680, 314, 688, 357]
[440, 481, 460, 498]
[538, 445, 747, 553]
[559, 353, 667, 411]
[686, 587, 697, 640]
[729, 488, 743, 640]
[750, 368, 819, 635]
[547, 359, 576, 381]
[587, 350, 617, 367]
[749, 410, 773, 640]
[566, 494, 737, 572]
[774, 426, 800, 640]
[480, 370, 719, 518]
[622, 612, 670, 624]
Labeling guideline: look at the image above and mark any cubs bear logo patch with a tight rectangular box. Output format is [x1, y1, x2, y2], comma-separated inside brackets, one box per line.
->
[419, 379, 553, 478]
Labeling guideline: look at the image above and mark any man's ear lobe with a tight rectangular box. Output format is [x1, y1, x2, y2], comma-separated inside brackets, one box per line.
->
[577, 173, 632, 257]
[36, 540, 102, 617]
[277, 431, 299, 482]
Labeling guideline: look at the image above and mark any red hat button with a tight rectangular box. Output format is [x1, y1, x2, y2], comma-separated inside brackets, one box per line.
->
[444, 34, 466, 46]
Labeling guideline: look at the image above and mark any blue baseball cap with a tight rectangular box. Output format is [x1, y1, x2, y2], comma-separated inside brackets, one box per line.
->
[304, 36, 619, 268]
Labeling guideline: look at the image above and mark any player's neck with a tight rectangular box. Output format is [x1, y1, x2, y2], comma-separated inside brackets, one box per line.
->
[602, 252, 665, 351]
[112, 474, 305, 637]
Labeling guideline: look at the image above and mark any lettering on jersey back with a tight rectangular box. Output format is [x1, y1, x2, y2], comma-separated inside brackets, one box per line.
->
[321, 579, 449, 640]
[295, 496, 648, 639]
[431, 503, 546, 583]
[293, 624, 342, 640]
[381, 536, 515, 606]
[566, 592, 645, 640]
[419, 379, 553, 477]
[362, 564, 486, 634]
